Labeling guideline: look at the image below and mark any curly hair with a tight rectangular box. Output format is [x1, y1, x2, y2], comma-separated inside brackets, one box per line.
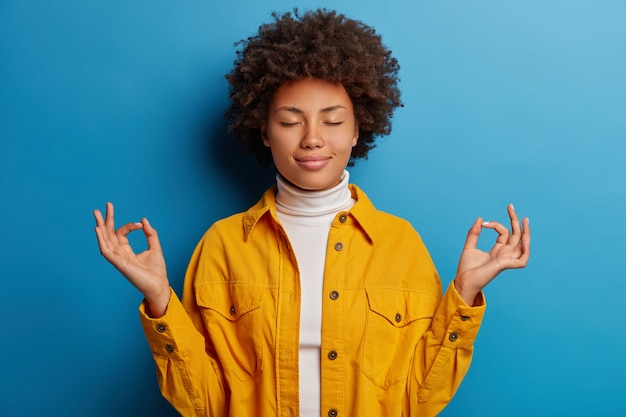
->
[225, 8, 402, 167]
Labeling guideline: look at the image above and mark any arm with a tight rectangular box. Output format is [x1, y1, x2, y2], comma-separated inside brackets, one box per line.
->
[409, 282, 485, 416]
[410, 205, 530, 415]
[94, 203, 228, 416]
[139, 291, 229, 417]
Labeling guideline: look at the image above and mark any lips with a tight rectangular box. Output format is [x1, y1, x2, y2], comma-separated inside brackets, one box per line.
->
[294, 155, 331, 170]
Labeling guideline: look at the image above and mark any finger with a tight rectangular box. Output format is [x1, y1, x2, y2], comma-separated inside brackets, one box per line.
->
[507, 204, 521, 241]
[463, 217, 483, 249]
[509, 240, 531, 268]
[94, 223, 108, 253]
[503, 218, 531, 269]
[94, 225, 116, 260]
[141, 218, 163, 252]
[94, 206, 115, 250]
[114, 222, 144, 244]
[481, 220, 510, 245]
[93, 208, 105, 227]
[521, 217, 531, 254]
[104, 202, 116, 235]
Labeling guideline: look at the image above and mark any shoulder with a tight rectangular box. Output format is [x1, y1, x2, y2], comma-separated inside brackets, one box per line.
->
[350, 183, 421, 240]
[201, 186, 278, 244]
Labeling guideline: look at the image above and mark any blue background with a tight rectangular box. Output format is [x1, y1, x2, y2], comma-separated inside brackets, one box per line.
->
[2, 1, 625, 416]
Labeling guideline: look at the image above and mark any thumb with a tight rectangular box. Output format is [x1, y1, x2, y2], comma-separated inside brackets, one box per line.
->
[463, 217, 483, 250]
[141, 218, 162, 252]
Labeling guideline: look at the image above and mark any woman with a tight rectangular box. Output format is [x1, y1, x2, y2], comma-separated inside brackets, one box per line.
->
[94, 9, 530, 417]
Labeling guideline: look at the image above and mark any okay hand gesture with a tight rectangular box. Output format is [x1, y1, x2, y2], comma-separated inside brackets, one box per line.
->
[454, 204, 530, 306]
[93, 202, 171, 316]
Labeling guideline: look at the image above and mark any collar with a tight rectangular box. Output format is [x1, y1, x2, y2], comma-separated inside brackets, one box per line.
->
[242, 184, 377, 243]
[275, 170, 353, 217]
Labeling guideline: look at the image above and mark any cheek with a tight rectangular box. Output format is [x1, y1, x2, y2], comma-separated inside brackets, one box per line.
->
[266, 139, 291, 163]
[339, 127, 359, 150]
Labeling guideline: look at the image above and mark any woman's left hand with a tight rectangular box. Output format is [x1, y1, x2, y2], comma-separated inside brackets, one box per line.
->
[454, 204, 530, 306]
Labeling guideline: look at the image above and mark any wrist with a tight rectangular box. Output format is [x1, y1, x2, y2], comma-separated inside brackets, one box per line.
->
[453, 277, 481, 307]
[145, 285, 171, 318]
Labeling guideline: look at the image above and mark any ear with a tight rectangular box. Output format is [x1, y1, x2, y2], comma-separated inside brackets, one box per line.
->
[352, 124, 359, 147]
[261, 124, 271, 147]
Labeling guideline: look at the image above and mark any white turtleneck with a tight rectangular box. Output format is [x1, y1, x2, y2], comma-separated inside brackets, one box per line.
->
[275, 170, 356, 417]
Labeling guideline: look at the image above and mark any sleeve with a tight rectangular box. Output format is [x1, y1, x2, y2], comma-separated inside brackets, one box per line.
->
[409, 281, 486, 416]
[138, 236, 230, 417]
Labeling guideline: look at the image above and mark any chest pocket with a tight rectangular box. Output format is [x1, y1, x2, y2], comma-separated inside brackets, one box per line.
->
[195, 282, 264, 381]
[362, 288, 438, 389]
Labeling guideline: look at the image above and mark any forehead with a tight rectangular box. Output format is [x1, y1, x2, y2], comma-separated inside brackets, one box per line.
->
[270, 78, 353, 110]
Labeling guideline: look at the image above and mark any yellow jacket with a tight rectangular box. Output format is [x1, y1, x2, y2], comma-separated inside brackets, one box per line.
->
[140, 184, 486, 417]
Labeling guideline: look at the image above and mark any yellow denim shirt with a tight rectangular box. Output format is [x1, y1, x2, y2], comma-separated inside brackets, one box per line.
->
[140, 184, 486, 417]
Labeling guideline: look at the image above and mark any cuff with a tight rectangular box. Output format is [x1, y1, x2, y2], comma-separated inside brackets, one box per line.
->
[139, 289, 195, 358]
[430, 282, 486, 348]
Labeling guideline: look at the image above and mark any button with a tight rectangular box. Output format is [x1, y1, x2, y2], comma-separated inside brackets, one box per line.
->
[334, 242, 343, 251]
[156, 324, 166, 333]
[339, 213, 348, 223]
[461, 314, 470, 321]
[449, 332, 459, 342]
[230, 305, 236, 315]
[395, 313, 402, 323]
[166, 344, 174, 353]
[328, 350, 338, 360]
[328, 409, 338, 417]
[329, 291, 339, 300]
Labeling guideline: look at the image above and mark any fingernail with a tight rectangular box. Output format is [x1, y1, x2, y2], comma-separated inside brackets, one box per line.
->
[510, 203, 515, 210]
[134, 222, 143, 226]
[482, 221, 491, 225]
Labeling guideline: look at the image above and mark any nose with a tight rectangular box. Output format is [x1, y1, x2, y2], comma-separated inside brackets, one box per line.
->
[300, 123, 324, 149]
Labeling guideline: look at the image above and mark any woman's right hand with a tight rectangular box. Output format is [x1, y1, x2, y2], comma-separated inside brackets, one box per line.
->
[94, 202, 171, 317]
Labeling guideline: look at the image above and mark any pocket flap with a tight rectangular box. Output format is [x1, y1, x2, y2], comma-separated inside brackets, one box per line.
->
[365, 288, 438, 327]
[196, 282, 263, 320]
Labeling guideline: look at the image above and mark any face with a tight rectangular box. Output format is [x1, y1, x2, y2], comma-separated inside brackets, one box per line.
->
[262, 77, 359, 191]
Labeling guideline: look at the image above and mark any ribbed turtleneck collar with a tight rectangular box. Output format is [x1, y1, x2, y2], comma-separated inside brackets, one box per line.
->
[275, 170, 354, 217]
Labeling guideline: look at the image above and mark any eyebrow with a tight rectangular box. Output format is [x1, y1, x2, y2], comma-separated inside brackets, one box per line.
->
[275, 105, 347, 114]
